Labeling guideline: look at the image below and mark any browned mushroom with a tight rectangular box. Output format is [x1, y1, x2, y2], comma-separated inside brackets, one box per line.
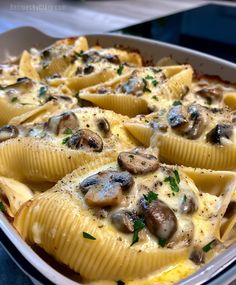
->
[4, 77, 34, 96]
[206, 124, 233, 145]
[168, 104, 208, 139]
[185, 104, 208, 139]
[111, 210, 137, 233]
[67, 129, 103, 152]
[118, 151, 159, 174]
[189, 247, 205, 265]
[0, 125, 19, 142]
[79, 170, 134, 207]
[83, 65, 95, 75]
[104, 54, 121, 65]
[196, 87, 222, 104]
[139, 198, 177, 240]
[46, 111, 78, 135]
[97, 118, 110, 135]
[180, 194, 198, 214]
[167, 105, 188, 129]
[119, 77, 144, 96]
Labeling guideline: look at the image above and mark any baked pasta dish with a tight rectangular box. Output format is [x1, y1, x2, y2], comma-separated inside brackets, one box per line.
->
[0, 36, 236, 285]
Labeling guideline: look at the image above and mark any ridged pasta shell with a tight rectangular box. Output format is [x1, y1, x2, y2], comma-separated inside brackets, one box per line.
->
[80, 66, 192, 117]
[223, 92, 236, 110]
[125, 123, 236, 170]
[0, 97, 36, 126]
[14, 189, 189, 281]
[0, 137, 116, 182]
[19, 51, 40, 81]
[0, 176, 33, 217]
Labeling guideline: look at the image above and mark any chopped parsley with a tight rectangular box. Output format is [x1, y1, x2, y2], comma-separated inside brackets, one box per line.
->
[164, 170, 180, 193]
[75, 50, 84, 58]
[152, 95, 158, 101]
[11, 97, 18, 103]
[117, 64, 124, 76]
[145, 75, 154, 80]
[173, 169, 180, 183]
[202, 240, 216, 253]
[153, 68, 162, 74]
[172, 100, 182, 106]
[64, 128, 73, 135]
[143, 191, 158, 203]
[62, 136, 71, 145]
[0, 201, 5, 212]
[83, 231, 96, 240]
[131, 218, 145, 246]
[158, 238, 167, 248]
[152, 80, 158, 87]
[38, 86, 48, 97]
[142, 78, 151, 93]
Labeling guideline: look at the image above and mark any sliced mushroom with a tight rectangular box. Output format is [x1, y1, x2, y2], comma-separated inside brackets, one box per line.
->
[180, 195, 198, 214]
[46, 111, 78, 135]
[119, 77, 144, 96]
[111, 210, 137, 233]
[4, 77, 34, 95]
[83, 65, 95, 75]
[185, 104, 208, 139]
[189, 247, 205, 265]
[67, 129, 103, 152]
[0, 125, 19, 142]
[97, 118, 110, 135]
[79, 170, 134, 207]
[118, 151, 159, 174]
[149, 121, 168, 133]
[206, 124, 233, 145]
[104, 54, 120, 65]
[139, 198, 177, 240]
[167, 105, 188, 129]
[196, 87, 222, 103]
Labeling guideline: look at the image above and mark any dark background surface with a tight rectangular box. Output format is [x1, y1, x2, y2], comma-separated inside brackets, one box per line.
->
[115, 4, 236, 63]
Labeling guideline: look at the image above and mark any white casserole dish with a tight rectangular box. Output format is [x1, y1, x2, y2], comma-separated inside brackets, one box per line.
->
[0, 26, 235, 285]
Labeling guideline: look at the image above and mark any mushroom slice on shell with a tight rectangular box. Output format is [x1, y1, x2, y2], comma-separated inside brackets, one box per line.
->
[67, 129, 103, 152]
[118, 151, 159, 174]
[0, 125, 19, 142]
[47, 111, 78, 135]
[79, 170, 134, 207]
[139, 198, 177, 240]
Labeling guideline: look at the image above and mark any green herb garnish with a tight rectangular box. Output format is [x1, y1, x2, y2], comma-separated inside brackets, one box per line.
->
[64, 128, 73, 135]
[83, 232, 96, 240]
[142, 78, 151, 93]
[62, 136, 71, 145]
[202, 240, 216, 253]
[164, 170, 180, 193]
[143, 191, 158, 203]
[11, 97, 18, 103]
[145, 75, 154, 80]
[173, 169, 180, 183]
[0, 201, 5, 212]
[172, 100, 182, 106]
[152, 95, 158, 101]
[75, 50, 84, 58]
[152, 80, 158, 87]
[38, 86, 48, 97]
[117, 64, 124, 76]
[158, 238, 167, 248]
[131, 219, 145, 246]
